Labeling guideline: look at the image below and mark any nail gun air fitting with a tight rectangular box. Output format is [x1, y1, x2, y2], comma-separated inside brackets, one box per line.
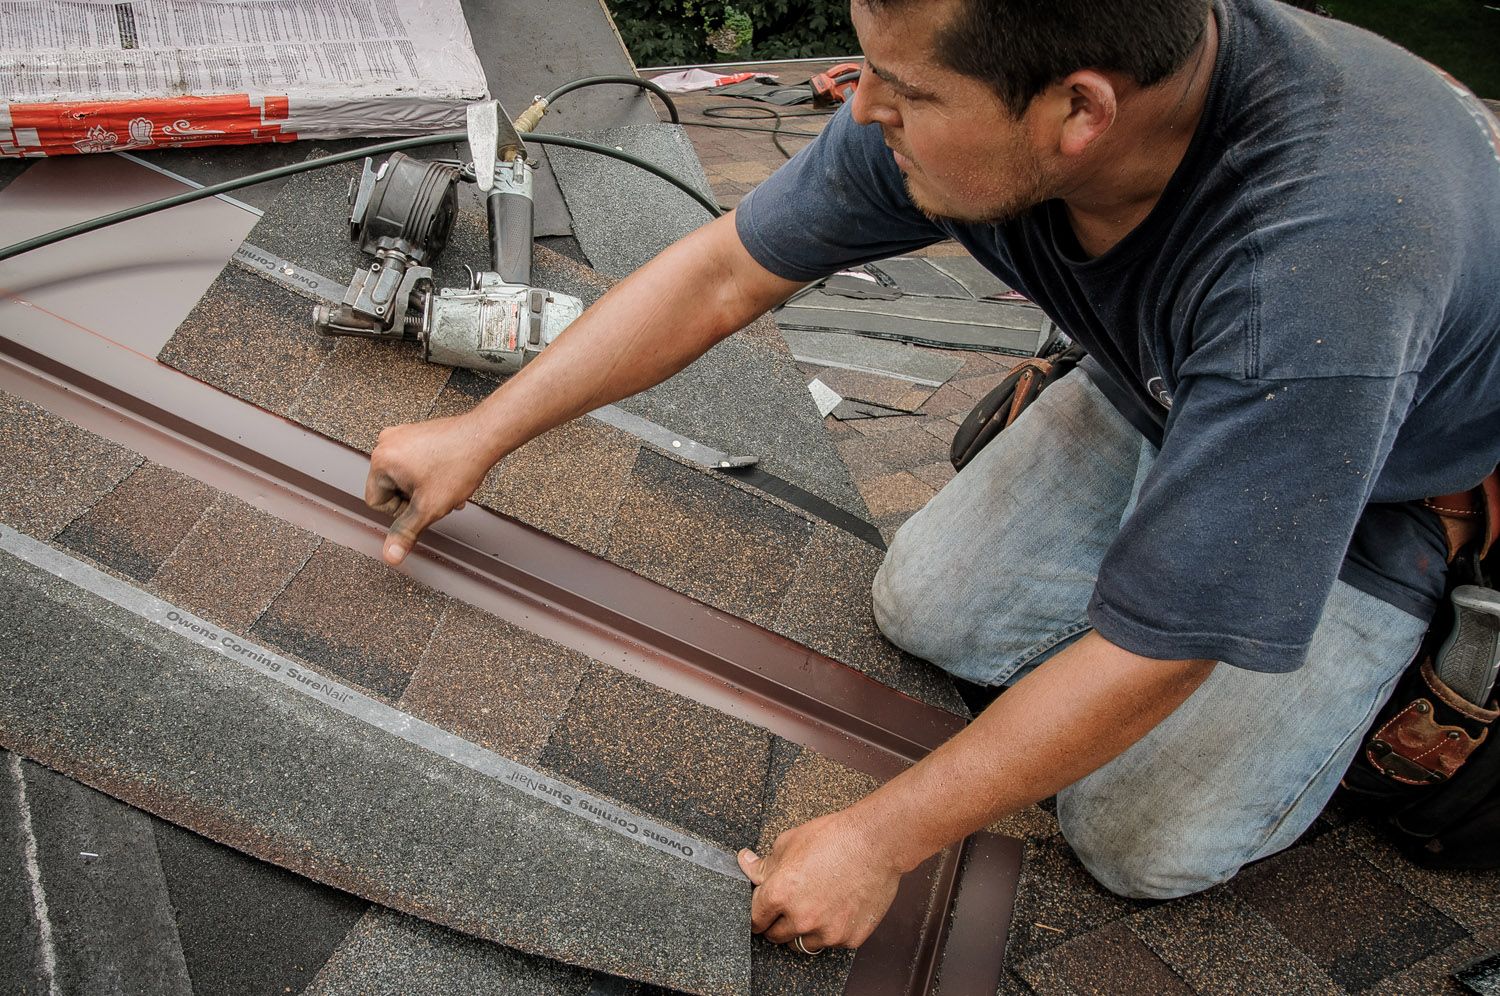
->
[312, 100, 585, 376]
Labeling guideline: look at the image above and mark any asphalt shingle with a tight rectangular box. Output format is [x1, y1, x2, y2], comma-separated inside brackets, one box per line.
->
[0, 548, 751, 996]
[250, 541, 449, 701]
[539, 664, 773, 851]
[0, 392, 141, 540]
[149, 494, 321, 632]
[605, 449, 811, 627]
[152, 819, 368, 996]
[399, 600, 592, 764]
[1230, 833, 1470, 991]
[57, 462, 217, 582]
[304, 908, 596, 996]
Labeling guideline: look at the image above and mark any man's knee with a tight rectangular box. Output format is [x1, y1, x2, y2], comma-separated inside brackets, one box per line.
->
[1058, 792, 1239, 901]
[871, 527, 954, 666]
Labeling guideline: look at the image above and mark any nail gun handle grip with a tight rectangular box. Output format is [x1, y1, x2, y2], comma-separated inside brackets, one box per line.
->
[487, 190, 534, 286]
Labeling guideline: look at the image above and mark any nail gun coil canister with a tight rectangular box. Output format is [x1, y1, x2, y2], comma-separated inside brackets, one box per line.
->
[425, 275, 585, 376]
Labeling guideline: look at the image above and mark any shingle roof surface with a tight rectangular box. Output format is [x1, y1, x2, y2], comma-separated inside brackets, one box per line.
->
[0, 388, 887, 993]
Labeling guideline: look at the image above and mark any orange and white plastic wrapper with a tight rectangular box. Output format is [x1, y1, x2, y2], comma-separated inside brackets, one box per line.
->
[0, 0, 490, 158]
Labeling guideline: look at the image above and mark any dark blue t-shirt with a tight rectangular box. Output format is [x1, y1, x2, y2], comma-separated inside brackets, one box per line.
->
[736, 0, 1500, 672]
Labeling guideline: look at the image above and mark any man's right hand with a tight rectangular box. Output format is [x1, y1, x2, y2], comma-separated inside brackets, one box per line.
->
[365, 414, 494, 566]
[361, 213, 802, 568]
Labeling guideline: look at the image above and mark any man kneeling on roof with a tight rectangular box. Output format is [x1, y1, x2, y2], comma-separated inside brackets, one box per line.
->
[365, 0, 1500, 951]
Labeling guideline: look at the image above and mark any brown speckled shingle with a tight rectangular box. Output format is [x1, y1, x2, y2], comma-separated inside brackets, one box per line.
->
[57, 462, 217, 582]
[771, 528, 965, 714]
[251, 542, 448, 701]
[1126, 890, 1342, 995]
[1362, 935, 1496, 996]
[399, 601, 591, 764]
[159, 265, 334, 414]
[1017, 919, 1193, 996]
[1230, 833, 1469, 991]
[744, 741, 873, 996]
[0, 391, 141, 539]
[605, 449, 811, 627]
[289, 337, 454, 453]
[1335, 821, 1500, 944]
[426, 381, 642, 556]
[150, 494, 321, 631]
[1004, 834, 1152, 967]
[755, 741, 879, 852]
[860, 472, 937, 520]
[539, 664, 773, 850]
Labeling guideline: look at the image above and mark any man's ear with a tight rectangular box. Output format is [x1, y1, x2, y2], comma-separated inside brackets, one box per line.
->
[1052, 70, 1118, 158]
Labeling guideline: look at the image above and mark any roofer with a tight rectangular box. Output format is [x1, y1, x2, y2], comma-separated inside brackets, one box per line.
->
[365, 0, 1500, 954]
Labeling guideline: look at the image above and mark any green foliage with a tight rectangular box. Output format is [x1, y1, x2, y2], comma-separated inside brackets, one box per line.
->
[607, 0, 860, 66]
[1321, 0, 1499, 97]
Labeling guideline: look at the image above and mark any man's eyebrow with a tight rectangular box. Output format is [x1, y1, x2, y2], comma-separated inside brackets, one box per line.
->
[865, 60, 929, 96]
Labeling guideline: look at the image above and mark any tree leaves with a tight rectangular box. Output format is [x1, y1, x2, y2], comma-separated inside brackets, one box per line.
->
[608, 0, 859, 64]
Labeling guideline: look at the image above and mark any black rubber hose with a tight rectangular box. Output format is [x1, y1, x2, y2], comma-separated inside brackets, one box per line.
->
[0, 130, 721, 265]
[529, 133, 722, 216]
[542, 75, 681, 124]
[697, 104, 827, 159]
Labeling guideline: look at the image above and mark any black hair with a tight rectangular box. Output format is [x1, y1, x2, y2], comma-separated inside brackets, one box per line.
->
[863, 0, 1213, 116]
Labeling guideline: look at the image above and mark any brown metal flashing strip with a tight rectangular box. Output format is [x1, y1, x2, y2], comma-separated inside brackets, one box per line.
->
[0, 326, 962, 777]
[0, 325, 1017, 994]
[843, 833, 1020, 995]
[927, 833, 1025, 994]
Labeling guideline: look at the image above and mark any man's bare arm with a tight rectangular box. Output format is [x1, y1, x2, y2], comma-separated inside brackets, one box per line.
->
[742, 631, 1215, 949]
[365, 212, 804, 563]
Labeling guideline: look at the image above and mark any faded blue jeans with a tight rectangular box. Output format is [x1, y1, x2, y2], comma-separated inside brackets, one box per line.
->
[872, 370, 1428, 899]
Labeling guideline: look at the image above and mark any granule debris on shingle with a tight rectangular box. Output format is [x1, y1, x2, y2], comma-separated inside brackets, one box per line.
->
[0, 391, 142, 539]
[57, 462, 217, 583]
[250, 541, 448, 702]
[150, 494, 322, 632]
[399, 600, 592, 764]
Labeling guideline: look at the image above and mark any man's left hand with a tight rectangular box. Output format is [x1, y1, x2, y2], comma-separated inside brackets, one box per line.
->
[738, 810, 904, 951]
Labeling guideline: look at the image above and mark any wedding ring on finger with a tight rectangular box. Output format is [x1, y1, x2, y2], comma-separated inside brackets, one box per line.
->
[791, 935, 824, 956]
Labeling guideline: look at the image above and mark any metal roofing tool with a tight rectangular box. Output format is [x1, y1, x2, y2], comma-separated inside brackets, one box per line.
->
[809, 62, 863, 107]
[312, 99, 584, 376]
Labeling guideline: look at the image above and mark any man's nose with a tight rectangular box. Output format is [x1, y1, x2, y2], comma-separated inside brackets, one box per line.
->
[850, 71, 900, 129]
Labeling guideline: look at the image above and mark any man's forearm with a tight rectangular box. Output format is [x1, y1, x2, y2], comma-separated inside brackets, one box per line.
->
[852, 631, 1214, 873]
[460, 212, 800, 465]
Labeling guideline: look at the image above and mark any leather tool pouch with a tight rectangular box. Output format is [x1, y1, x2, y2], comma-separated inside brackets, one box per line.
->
[1341, 468, 1500, 869]
[949, 345, 1086, 472]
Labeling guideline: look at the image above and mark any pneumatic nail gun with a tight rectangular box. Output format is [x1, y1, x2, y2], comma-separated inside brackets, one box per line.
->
[312, 101, 584, 375]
